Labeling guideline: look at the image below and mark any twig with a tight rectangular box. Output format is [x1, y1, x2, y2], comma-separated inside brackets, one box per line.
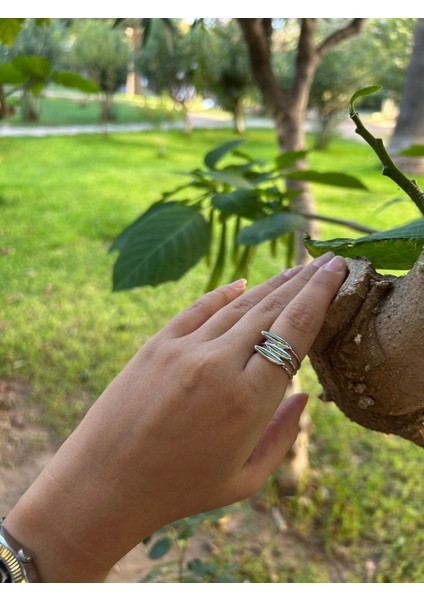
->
[349, 109, 424, 216]
[300, 212, 377, 234]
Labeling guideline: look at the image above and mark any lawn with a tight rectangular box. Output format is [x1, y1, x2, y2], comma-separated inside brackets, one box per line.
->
[1, 127, 423, 582]
[2, 92, 181, 127]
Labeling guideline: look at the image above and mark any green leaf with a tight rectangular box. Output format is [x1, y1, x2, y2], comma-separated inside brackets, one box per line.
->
[238, 212, 307, 246]
[12, 55, 51, 80]
[285, 169, 368, 190]
[304, 218, 424, 270]
[109, 201, 165, 253]
[147, 537, 172, 560]
[53, 71, 99, 94]
[275, 150, 308, 170]
[208, 169, 253, 189]
[399, 144, 424, 157]
[0, 18, 25, 46]
[211, 190, 264, 219]
[204, 139, 245, 169]
[188, 558, 218, 577]
[112, 203, 210, 291]
[349, 85, 382, 113]
[0, 63, 27, 85]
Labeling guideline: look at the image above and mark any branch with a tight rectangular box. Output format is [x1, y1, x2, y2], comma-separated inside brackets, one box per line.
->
[300, 212, 378, 234]
[237, 19, 288, 110]
[316, 18, 366, 59]
[350, 109, 424, 216]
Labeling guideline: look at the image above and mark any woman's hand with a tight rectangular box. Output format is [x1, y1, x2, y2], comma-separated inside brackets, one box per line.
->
[4, 252, 346, 581]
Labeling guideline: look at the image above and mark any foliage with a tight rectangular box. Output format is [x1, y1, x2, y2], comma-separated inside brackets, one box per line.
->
[2, 130, 423, 581]
[0, 18, 98, 121]
[110, 139, 369, 292]
[139, 19, 195, 106]
[307, 86, 424, 270]
[68, 19, 129, 120]
[272, 19, 416, 148]
[141, 508, 241, 582]
[191, 19, 254, 131]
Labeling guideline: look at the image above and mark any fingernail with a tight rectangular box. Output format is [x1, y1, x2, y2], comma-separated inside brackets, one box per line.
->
[230, 278, 247, 290]
[324, 256, 346, 272]
[311, 251, 334, 268]
[282, 265, 303, 279]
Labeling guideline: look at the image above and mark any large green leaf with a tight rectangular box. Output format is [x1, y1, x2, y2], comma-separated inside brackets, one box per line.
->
[238, 212, 307, 246]
[53, 71, 99, 94]
[0, 62, 27, 85]
[204, 139, 244, 169]
[305, 219, 424, 270]
[0, 18, 24, 46]
[208, 169, 253, 189]
[285, 169, 368, 190]
[211, 190, 264, 219]
[109, 201, 165, 254]
[399, 144, 424, 157]
[12, 55, 51, 80]
[112, 203, 210, 291]
[275, 150, 308, 170]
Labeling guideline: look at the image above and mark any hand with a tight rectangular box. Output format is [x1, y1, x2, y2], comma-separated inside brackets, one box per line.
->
[4, 252, 346, 582]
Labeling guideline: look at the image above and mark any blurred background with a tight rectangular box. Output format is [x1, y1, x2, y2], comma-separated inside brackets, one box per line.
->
[1, 18, 424, 583]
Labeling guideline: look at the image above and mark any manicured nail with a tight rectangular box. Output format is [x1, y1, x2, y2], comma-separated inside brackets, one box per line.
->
[311, 251, 334, 268]
[282, 265, 303, 279]
[230, 278, 247, 290]
[324, 256, 346, 272]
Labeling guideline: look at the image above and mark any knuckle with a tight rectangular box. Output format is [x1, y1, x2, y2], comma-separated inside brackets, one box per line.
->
[230, 294, 255, 315]
[260, 293, 287, 315]
[284, 301, 317, 335]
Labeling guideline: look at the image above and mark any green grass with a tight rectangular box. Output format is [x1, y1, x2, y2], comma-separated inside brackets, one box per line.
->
[3, 93, 181, 127]
[1, 128, 423, 582]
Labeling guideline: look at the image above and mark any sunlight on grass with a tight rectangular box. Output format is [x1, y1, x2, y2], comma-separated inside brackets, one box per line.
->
[1, 128, 423, 582]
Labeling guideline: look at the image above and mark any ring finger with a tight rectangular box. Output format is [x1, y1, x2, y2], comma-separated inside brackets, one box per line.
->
[245, 255, 347, 382]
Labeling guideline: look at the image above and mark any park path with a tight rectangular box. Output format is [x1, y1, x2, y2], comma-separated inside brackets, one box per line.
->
[0, 111, 395, 141]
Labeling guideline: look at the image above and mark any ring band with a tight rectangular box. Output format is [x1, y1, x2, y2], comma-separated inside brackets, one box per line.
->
[254, 330, 301, 380]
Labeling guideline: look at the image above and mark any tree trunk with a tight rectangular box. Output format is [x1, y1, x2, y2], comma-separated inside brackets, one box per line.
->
[233, 98, 245, 134]
[0, 85, 8, 120]
[125, 26, 143, 95]
[389, 18, 424, 174]
[21, 90, 39, 122]
[237, 17, 366, 493]
[309, 251, 424, 448]
[100, 92, 114, 123]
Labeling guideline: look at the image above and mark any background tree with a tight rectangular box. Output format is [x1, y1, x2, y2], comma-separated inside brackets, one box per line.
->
[68, 19, 129, 122]
[389, 18, 424, 174]
[237, 18, 366, 262]
[5, 18, 65, 121]
[193, 19, 254, 134]
[139, 20, 195, 133]
[307, 19, 415, 148]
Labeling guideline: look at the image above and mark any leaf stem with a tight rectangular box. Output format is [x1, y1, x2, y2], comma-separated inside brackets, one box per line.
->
[350, 110, 424, 216]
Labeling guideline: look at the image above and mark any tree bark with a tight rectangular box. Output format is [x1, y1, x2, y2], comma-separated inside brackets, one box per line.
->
[125, 26, 143, 95]
[389, 18, 424, 174]
[237, 18, 366, 492]
[232, 98, 245, 134]
[309, 251, 424, 447]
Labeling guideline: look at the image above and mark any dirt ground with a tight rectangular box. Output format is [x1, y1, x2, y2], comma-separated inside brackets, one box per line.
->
[0, 377, 355, 583]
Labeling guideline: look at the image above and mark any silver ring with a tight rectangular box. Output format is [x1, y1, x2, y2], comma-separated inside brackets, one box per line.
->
[254, 330, 301, 380]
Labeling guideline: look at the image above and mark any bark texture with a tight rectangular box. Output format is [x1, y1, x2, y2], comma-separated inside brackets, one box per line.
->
[309, 251, 424, 447]
[389, 18, 424, 174]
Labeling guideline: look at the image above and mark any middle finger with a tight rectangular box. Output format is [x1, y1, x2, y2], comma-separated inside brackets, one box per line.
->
[198, 252, 334, 341]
